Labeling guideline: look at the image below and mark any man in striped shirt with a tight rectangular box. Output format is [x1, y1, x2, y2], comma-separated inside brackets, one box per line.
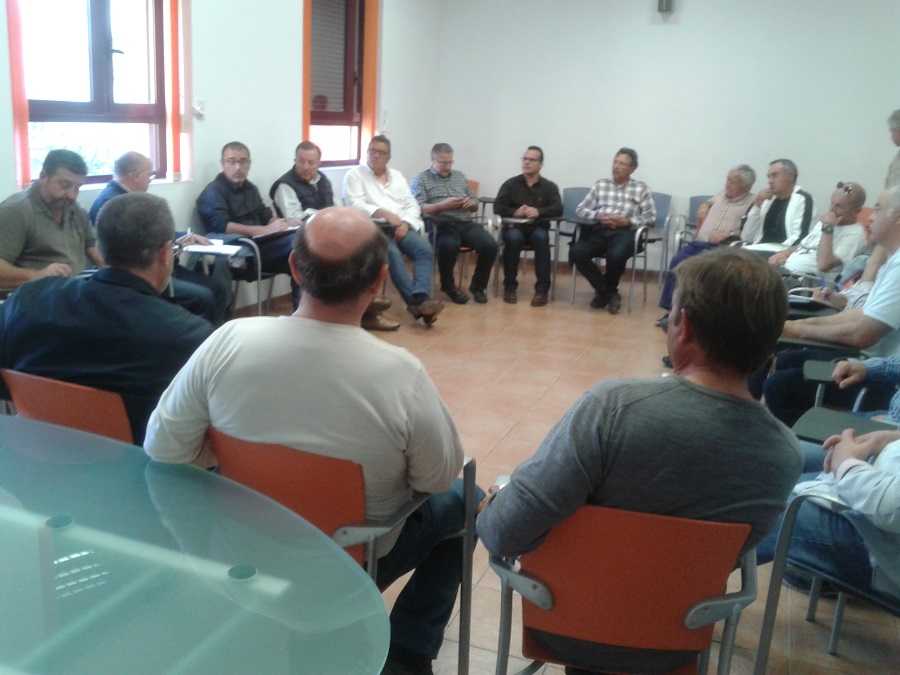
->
[573, 148, 656, 314]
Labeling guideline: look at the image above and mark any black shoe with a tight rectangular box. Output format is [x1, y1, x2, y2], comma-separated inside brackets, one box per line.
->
[381, 656, 434, 675]
[444, 287, 469, 304]
[607, 291, 622, 314]
[469, 287, 488, 304]
[590, 292, 609, 309]
[662, 355, 673, 369]
[503, 288, 517, 304]
[655, 313, 669, 332]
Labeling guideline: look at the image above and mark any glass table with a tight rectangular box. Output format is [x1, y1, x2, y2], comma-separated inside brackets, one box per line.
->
[0, 416, 389, 674]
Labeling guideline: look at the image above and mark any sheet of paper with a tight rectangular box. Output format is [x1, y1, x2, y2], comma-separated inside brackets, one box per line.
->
[184, 243, 243, 256]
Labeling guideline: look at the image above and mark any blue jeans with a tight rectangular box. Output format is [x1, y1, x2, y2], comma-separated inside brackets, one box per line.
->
[659, 240, 716, 310]
[376, 479, 485, 660]
[757, 468, 873, 591]
[386, 229, 434, 304]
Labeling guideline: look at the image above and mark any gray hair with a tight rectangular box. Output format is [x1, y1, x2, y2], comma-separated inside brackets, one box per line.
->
[731, 164, 756, 189]
[889, 109, 900, 130]
[113, 151, 150, 179]
[97, 193, 175, 270]
[770, 158, 798, 181]
[431, 142, 453, 157]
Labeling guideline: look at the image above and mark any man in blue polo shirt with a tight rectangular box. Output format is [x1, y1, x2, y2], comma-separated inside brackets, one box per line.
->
[0, 192, 212, 443]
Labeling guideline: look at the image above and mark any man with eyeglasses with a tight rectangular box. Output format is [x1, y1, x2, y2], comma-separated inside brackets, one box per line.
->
[742, 158, 814, 251]
[197, 141, 300, 308]
[90, 151, 232, 325]
[411, 142, 498, 305]
[494, 146, 562, 306]
[767, 182, 869, 279]
[343, 135, 444, 326]
[0, 192, 212, 443]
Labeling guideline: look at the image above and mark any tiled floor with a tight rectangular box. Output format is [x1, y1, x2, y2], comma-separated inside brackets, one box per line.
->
[267, 264, 900, 674]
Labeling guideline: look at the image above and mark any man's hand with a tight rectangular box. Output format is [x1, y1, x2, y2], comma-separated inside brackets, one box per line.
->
[394, 223, 409, 240]
[477, 484, 503, 514]
[512, 205, 528, 218]
[832, 359, 867, 389]
[441, 197, 465, 211]
[823, 428, 900, 473]
[461, 197, 477, 211]
[768, 249, 792, 267]
[261, 219, 290, 236]
[521, 206, 540, 220]
[36, 262, 73, 279]
[176, 232, 211, 246]
[754, 189, 773, 207]
[820, 210, 839, 227]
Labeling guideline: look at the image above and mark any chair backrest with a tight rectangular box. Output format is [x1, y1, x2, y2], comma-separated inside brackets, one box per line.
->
[652, 192, 672, 229]
[189, 206, 207, 235]
[1, 369, 134, 443]
[466, 178, 480, 197]
[562, 187, 591, 221]
[688, 194, 713, 225]
[207, 427, 367, 563]
[519, 506, 750, 655]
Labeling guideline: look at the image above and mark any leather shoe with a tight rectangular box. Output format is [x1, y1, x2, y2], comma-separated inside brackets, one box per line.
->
[369, 295, 392, 313]
[469, 287, 488, 304]
[503, 288, 517, 304]
[443, 287, 469, 304]
[530, 292, 548, 307]
[408, 299, 444, 325]
[590, 292, 609, 309]
[361, 312, 400, 331]
[607, 291, 622, 314]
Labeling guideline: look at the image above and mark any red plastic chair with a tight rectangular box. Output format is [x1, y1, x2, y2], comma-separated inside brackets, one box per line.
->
[490, 506, 756, 674]
[1, 369, 134, 443]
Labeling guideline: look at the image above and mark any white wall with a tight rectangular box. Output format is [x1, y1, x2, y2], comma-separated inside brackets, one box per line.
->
[428, 0, 900, 220]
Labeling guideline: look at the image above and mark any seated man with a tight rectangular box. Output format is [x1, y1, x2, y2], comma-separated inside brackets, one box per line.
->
[573, 147, 656, 314]
[741, 158, 814, 250]
[494, 146, 562, 307]
[270, 140, 397, 331]
[477, 247, 802, 674]
[887, 109, 900, 189]
[658, 164, 756, 315]
[764, 186, 900, 425]
[0, 149, 103, 289]
[197, 141, 299, 307]
[0, 192, 212, 443]
[759, 356, 900, 599]
[144, 207, 478, 675]
[91, 151, 232, 325]
[411, 143, 498, 305]
[343, 135, 444, 325]
[767, 181, 868, 280]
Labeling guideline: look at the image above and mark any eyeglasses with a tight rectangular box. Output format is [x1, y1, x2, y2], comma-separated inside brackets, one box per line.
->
[223, 158, 251, 167]
[836, 181, 855, 194]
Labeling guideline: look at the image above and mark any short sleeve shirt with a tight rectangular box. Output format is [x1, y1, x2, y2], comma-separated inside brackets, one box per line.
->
[863, 248, 900, 357]
[0, 185, 95, 273]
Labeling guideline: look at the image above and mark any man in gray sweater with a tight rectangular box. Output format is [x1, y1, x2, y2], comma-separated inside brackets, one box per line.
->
[477, 247, 803, 674]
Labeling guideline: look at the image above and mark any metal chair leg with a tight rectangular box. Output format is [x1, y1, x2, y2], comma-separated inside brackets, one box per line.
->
[806, 576, 822, 621]
[495, 579, 513, 675]
[827, 592, 846, 655]
[717, 609, 741, 674]
[697, 647, 710, 675]
[551, 224, 560, 301]
[457, 459, 477, 675]
[237, 237, 264, 316]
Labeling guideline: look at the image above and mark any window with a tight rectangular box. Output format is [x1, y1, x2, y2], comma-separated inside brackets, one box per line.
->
[20, 0, 166, 181]
[309, 0, 363, 165]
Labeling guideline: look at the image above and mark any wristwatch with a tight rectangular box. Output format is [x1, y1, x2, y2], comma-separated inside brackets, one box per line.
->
[821, 224, 835, 235]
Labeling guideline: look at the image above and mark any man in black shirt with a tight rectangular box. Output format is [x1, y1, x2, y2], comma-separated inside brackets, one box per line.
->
[741, 158, 813, 250]
[494, 146, 562, 306]
[0, 193, 212, 443]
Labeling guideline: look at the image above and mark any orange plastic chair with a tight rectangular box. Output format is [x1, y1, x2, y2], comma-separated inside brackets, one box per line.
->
[1, 369, 134, 443]
[207, 428, 478, 675]
[490, 506, 756, 675]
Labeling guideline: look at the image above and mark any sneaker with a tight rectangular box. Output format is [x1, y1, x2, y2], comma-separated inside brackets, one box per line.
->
[443, 287, 470, 304]
[607, 291, 622, 315]
[503, 288, 517, 304]
[530, 292, 549, 307]
[361, 312, 400, 332]
[590, 292, 609, 309]
[469, 287, 488, 304]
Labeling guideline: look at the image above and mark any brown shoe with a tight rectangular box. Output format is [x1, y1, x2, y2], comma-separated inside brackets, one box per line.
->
[369, 295, 392, 314]
[530, 292, 549, 307]
[503, 288, 517, 304]
[407, 299, 445, 325]
[361, 312, 400, 331]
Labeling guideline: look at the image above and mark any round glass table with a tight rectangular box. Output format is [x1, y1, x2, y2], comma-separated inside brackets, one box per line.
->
[0, 416, 389, 674]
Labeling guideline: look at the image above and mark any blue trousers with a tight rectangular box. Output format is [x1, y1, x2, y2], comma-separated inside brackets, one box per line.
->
[386, 229, 434, 304]
[503, 224, 551, 292]
[659, 240, 716, 310]
[376, 479, 485, 660]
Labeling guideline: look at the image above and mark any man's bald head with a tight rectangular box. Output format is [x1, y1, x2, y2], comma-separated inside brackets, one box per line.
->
[292, 207, 387, 305]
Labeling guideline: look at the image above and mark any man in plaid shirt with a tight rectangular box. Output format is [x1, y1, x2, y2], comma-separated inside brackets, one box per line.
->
[573, 148, 656, 314]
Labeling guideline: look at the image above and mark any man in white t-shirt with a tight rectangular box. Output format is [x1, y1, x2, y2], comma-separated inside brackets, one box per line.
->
[343, 135, 444, 326]
[144, 207, 473, 675]
[768, 182, 868, 279]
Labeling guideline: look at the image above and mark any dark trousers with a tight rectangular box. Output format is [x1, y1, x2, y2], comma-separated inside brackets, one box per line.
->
[502, 224, 551, 292]
[436, 221, 498, 292]
[659, 240, 716, 310]
[376, 479, 485, 660]
[759, 348, 895, 426]
[238, 233, 300, 308]
[572, 227, 636, 295]
[171, 257, 233, 325]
